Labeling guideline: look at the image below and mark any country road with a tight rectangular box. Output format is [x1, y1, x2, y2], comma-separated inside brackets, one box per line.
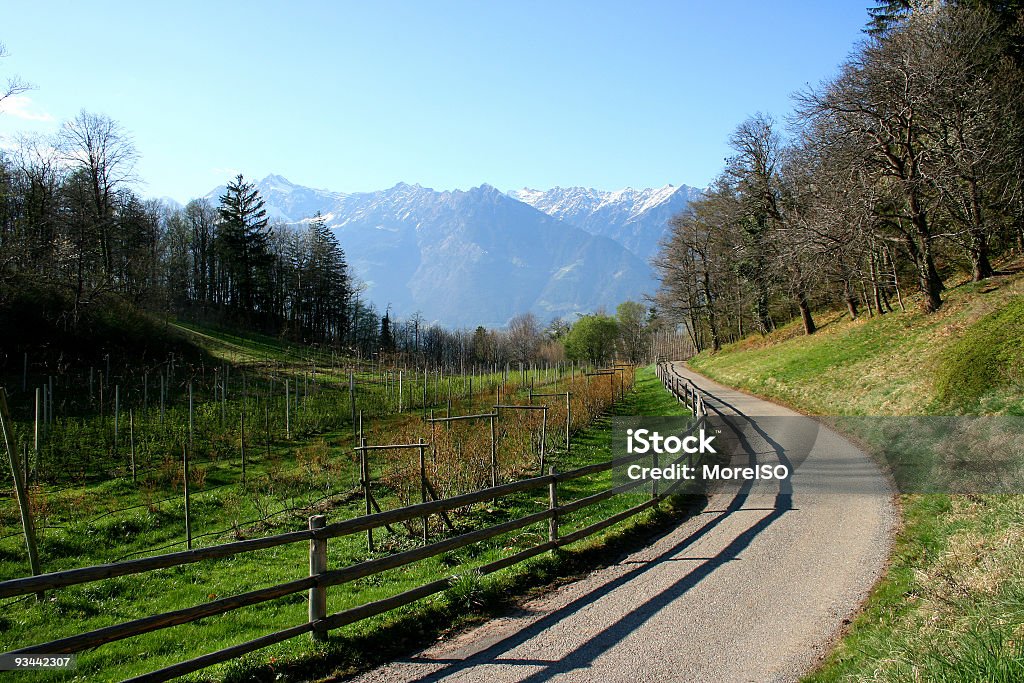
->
[348, 364, 895, 683]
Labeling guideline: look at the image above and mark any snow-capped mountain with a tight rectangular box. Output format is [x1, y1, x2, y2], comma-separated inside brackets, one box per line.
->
[203, 176, 657, 328]
[206, 174, 346, 224]
[509, 184, 701, 260]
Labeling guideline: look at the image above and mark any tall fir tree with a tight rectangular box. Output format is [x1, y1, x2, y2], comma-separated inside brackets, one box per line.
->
[216, 174, 272, 318]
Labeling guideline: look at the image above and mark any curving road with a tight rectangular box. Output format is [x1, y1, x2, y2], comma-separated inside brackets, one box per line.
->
[347, 364, 895, 683]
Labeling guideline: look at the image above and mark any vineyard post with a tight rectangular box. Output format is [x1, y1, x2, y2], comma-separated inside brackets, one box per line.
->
[360, 438, 374, 551]
[489, 413, 497, 488]
[33, 387, 40, 459]
[548, 466, 558, 543]
[349, 373, 356, 438]
[0, 388, 42, 598]
[114, 385, 120, 458]
[183, 442, 192, 550]
[285, 379, 290, 439]
[418, 437, 428, 543]
[539, 406, 547, 473]
[565, 392, 571, 453]
[308, 514, 327, 640]
[422, 368, 427, 418]
[129, 409, 136, 482]
[240, 411, 246, 486]
[188, 382, 194, 448]
[398, 370, 403, 413]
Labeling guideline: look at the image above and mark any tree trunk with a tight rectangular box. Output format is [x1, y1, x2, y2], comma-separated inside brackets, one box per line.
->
[797, 292, 816, 335]
[843, 279, 858, 320]
[907, 198, 943, 312]
[969, 230, 995, 281]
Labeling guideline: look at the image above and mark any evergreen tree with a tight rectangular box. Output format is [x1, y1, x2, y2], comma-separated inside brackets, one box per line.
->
[215, 174, 272, 317]
[379, 309, 395, 354]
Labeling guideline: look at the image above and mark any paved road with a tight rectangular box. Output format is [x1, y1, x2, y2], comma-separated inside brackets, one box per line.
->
[348, 364, 895, 683]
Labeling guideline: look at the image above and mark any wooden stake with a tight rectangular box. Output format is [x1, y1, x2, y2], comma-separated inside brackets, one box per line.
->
[360, 438, 374, 552]
[129, 409, 136, 483]
[182, 442, 192, 550]
[240, 411, 246, 486]
[489, 414, 497, 488]
[418, 438, 428, 543]
[1, 388, 42, 596]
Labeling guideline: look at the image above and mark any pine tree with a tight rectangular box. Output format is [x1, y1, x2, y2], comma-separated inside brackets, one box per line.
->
[866, 1, 913, 36]
[303, 212, 351, 343]
[215, 174, 271, 317]
[379, 309, 395, 354]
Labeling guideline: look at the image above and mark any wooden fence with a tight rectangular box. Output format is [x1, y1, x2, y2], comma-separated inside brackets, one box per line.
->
[0, 365, 707, 683]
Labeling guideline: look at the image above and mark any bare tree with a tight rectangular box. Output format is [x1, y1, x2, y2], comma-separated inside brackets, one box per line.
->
[58, 111, 139, 280]
[797, 27, 945, 312]
[507, 312, 541, 365]
[0, 43, 31, 109]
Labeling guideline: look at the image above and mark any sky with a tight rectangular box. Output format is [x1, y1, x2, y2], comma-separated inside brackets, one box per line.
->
[0, 1, 870, 203]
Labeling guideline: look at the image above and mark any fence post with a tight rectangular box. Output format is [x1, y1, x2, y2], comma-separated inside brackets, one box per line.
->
[548, 466, 558, 544]
[309, 514, 327, 640]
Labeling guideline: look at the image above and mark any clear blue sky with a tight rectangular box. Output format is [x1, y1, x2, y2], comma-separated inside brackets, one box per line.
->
[0, 1, 869, 203]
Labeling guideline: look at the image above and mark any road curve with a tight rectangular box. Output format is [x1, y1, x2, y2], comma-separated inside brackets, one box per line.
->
[346, 364, 895, 683]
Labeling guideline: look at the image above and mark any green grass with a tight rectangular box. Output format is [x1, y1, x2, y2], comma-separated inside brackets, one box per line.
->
[0, 365, 697, 682]
[688, 268, 1024, 682]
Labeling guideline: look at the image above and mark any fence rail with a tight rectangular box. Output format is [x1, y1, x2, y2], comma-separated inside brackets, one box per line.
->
[0, 363, 705, 683]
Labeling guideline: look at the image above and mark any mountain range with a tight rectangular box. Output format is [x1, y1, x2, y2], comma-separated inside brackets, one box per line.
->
[202, 175, 699, 328]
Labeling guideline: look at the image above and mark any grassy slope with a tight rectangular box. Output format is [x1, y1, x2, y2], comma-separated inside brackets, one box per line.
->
[688, 269, 1024, 682]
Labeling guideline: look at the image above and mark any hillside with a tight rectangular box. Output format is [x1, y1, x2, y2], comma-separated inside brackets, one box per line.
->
[687, 266, 1024, 681]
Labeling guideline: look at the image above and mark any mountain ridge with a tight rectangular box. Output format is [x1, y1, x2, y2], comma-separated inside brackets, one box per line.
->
[200, 175, 695, 327]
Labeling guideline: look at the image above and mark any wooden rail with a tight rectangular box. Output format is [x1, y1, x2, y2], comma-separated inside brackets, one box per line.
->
[0, 363, 707, 683]
[656, 361, 708, 418]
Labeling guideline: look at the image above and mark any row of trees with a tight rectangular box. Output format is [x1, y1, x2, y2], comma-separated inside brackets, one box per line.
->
[655, 1, 1024, 352]
[0, 110, 356, 347]
[368, 303, 656, 370]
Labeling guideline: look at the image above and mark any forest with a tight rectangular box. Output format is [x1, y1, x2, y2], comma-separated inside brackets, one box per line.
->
[654, 1, 1024, 352]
